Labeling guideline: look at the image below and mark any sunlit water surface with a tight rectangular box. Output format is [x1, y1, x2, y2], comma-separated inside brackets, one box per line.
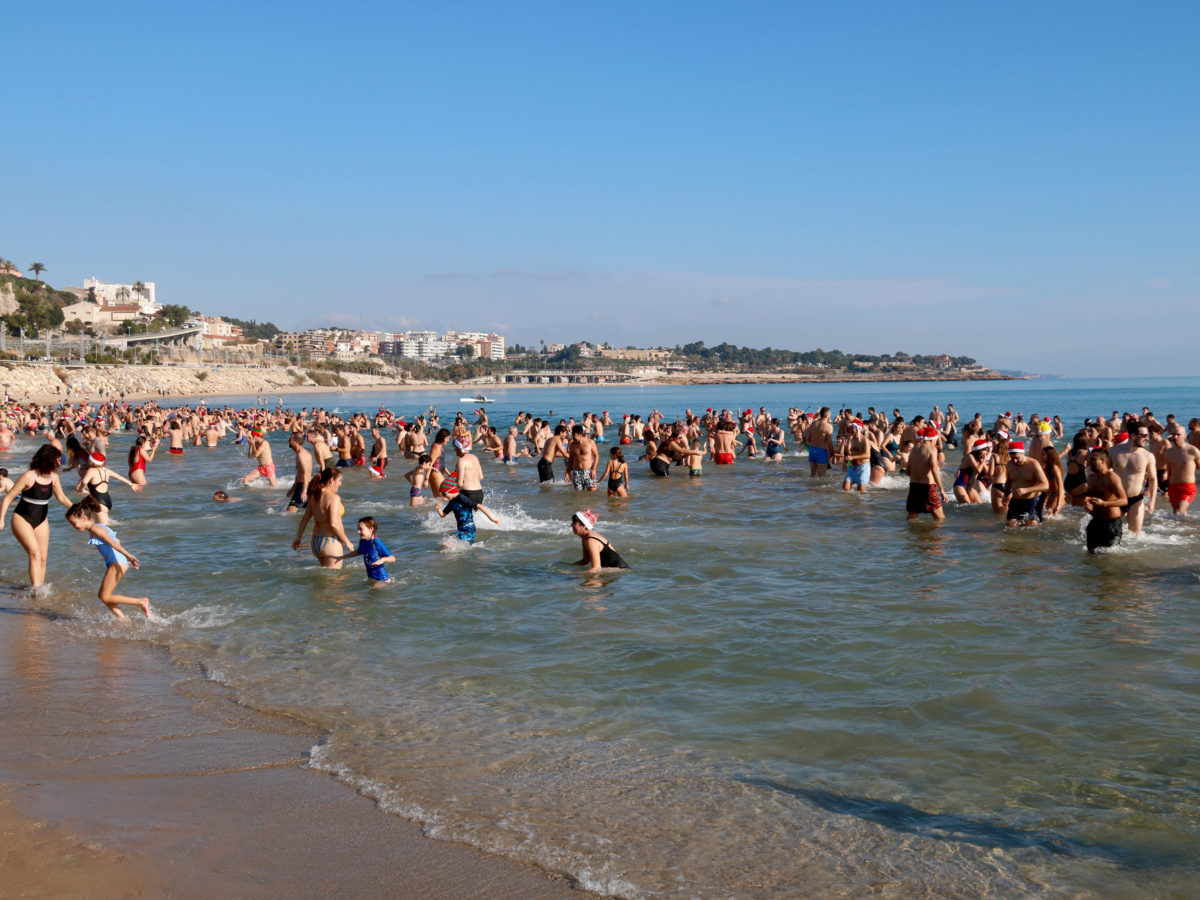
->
[5, 378, 1199, 897]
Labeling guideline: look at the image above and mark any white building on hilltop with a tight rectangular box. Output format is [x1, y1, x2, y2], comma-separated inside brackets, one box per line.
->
[83, 277, 161, 316]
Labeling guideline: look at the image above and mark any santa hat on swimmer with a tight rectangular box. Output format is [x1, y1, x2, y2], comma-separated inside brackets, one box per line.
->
[921, 426, 939, 441]
[1114, 432, 1130, 445]
[573, 509, 599, 530]
[973, 439, 989, 452]
[1009, 440, 1026, 454]
[89, 452, 106, 465]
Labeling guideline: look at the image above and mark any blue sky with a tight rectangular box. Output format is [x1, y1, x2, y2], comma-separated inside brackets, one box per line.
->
[4, 1, 1197, 375]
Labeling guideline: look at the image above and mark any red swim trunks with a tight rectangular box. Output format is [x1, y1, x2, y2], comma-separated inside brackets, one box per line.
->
[257, 464, 276, 478]
[715, 452, 734, 465]
[1168, 483, 1197, 506]
[906, 482, 943, 514]
[169, 447, 184, 455]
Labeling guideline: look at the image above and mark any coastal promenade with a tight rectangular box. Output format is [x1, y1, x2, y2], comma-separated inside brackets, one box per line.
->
[0, 362, 1014, 406]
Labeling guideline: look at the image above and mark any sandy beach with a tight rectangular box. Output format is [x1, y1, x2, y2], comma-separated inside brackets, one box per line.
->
[0, 607, 591, 899]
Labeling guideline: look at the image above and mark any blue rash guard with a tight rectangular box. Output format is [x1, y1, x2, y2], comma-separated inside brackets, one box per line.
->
[358, 536, 392, 581]
[443, 494, 478, 543]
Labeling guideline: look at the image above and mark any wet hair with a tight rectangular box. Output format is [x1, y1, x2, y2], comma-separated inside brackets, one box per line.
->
[610, 447, 624, 462]
[307, 466, 340, 501]
[128, 435, 147, 467]
[0, 468, 7, 478]
[357, 516, 377, 533]
[65, 434, 87, 464]
[417, 453, 431, 465]
[30, 444, 62, 475]
[213, 490, 230, 501]
[433, 428, 451, 445]
[1041, 446, 1062, 475]
[66, 495, 103, 521]
[1090, 447, 1111, 465]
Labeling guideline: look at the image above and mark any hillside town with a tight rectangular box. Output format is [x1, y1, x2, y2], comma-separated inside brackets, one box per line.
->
[0, 262, 1005, 385]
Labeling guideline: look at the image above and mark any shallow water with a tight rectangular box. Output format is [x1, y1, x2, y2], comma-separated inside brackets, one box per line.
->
[6, 378, 1200, 897]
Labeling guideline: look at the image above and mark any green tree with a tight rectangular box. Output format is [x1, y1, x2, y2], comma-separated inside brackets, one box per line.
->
[457, 344, 476, 359]
[133, 281, 147, 306]
[28, 262, 46, 282]
[160, 304, 192, 327]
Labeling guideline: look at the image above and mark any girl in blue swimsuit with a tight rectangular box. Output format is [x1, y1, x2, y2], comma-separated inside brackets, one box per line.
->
[66, 496, 150, 619]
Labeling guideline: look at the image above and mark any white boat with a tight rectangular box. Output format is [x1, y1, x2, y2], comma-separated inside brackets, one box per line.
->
[460, 395, 495, 403]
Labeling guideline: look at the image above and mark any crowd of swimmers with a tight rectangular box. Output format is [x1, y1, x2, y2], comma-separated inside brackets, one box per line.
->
[0, 397, 1197, 617]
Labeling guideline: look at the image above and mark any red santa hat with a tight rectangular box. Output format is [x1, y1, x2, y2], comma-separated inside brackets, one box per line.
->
[573, 509, 598, 530]
[1010, 440, 1026, 454]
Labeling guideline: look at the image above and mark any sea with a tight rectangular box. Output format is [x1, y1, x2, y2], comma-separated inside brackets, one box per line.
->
[5, 377, 1199, 898]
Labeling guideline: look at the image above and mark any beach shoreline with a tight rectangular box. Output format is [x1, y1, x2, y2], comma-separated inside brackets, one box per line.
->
[0, 608, 591, 900]
[0, 361, 1016, 407]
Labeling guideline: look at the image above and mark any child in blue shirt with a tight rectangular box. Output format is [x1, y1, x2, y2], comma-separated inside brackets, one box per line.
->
[436, 481, 499, 543]
[337, 516, 395, 582]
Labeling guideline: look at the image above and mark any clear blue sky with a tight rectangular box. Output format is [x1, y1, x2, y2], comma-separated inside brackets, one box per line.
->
[4, 1, 1197, 375]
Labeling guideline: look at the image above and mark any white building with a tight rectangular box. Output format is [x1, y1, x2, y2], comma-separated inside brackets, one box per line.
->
[83, 277, 161, 316]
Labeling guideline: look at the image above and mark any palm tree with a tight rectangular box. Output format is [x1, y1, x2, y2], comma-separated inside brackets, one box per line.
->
[28, 262, 46, 282]
[133, 281, 146, 307]
[116, 286, 131, 303]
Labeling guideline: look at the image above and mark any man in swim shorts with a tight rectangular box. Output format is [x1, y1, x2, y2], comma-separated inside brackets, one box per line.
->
[1163, 428, 1200, 515]
[453, 437, 485, 505]
[286, 433, 312, 512]
[1109, 427, 1157, 535]
[905, 426, 945, 521]
[1004, 440, 1049, 527]
[712, 422, 737, 464]
[805, 408, 835, 477]
[243, 429, 278, 487]
[841, 420, 870, 493]
[1084, 448, 1127, 552]
[538, 424, 568, 484]
[567, 424, 598, 491]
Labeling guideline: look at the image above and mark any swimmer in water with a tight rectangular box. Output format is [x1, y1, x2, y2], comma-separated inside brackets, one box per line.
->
[213, 490, 242, 502]
[65, 496, 150, 619]
[436, 474, 499, 544]
[569, 509, 629, 572]
[404, 454, 432, 506]
[334, 516, 395, 583]
[292, 468, 353, 568]
[599, 447, 629, 497]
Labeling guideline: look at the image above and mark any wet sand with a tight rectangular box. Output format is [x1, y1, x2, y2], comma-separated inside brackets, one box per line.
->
[0, 608, 591, 899]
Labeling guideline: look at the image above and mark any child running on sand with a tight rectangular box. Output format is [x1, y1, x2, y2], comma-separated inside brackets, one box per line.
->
[436, 472, 499, 543]
[65, 496, 150, 619]
[336, 516, 396, 582]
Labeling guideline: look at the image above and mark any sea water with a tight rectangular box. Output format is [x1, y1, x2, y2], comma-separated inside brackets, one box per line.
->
[6, 378, 1199, 897]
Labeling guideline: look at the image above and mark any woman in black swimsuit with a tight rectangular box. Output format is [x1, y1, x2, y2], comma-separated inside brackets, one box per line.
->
[76, 451, 144, 522]
[570, 509, 629, 572]
[0, 444, 73, 586]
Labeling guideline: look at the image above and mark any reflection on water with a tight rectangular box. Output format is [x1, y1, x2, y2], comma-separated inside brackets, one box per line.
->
[2, 381, 1199, 897]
